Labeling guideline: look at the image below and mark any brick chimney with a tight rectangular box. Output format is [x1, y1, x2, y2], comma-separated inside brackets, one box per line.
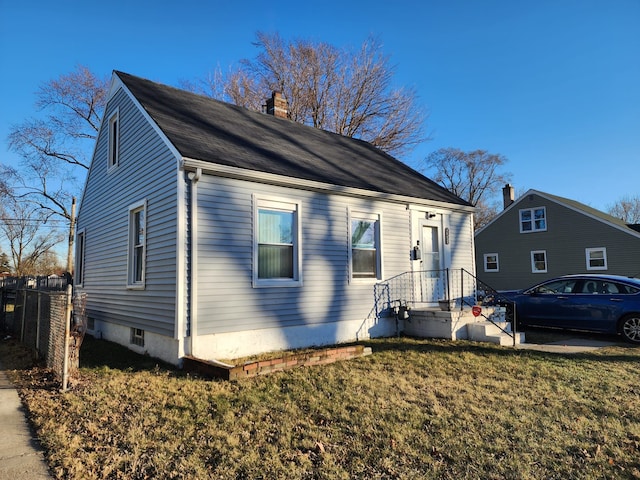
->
[265, 91, 288, 119]
[502, 184, 515, 210]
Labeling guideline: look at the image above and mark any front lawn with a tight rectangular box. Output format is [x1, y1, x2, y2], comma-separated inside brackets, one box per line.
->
[2, 335, 639, 479]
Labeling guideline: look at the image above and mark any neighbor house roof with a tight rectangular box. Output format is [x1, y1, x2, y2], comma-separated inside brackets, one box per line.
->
[114, 71, 470, 207]
[476, 189, 640, 239]
[540, 191, 634, 230]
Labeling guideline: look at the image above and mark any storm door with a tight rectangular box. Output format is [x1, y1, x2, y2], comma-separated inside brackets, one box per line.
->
[418, 223, 444, 304]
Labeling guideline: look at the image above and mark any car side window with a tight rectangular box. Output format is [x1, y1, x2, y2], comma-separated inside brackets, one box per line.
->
[534, 280, 577, 294]
[613, 282, 639, 295]
[582, 280, 600, 294]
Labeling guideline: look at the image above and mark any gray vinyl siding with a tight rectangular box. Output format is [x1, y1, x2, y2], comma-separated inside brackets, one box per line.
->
[194, 175, 414, 335]
[448, 211, 475, 273]
[77, 88, 179, 337]
[475, 193, 640, 290]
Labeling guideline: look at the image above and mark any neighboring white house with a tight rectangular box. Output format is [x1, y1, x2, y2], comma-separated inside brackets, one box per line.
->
[75, 71, 475, 365]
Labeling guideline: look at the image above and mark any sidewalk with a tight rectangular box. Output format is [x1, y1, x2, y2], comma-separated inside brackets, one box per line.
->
[515, 337, 623, 353]
[0, 363, 51, 479]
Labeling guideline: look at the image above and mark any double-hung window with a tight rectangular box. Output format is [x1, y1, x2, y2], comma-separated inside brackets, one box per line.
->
[108, 109, 119, 169]
[254, 196, 301, 286]
[483, 253, 499, 272]
[586, 247, 607, 270]
[350, 211, 381, 281]
[531, 250, 547, 273]
[520, 207, 546, 233]
[128, 200, 146, 288]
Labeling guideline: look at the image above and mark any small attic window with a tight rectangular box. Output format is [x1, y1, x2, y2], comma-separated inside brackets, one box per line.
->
[108, 109, 119, 169]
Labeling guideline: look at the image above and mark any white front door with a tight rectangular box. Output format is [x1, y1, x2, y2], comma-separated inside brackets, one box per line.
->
[418, 222, 444, 304]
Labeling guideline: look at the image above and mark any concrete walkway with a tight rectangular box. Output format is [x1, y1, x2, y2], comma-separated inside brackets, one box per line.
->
[0, 363, 51, 479]
[515, 337, 624, 353]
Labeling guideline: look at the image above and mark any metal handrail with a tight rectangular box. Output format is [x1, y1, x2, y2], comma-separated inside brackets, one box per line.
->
[458, 268, 518, 346]
[374, 268, 519, 346]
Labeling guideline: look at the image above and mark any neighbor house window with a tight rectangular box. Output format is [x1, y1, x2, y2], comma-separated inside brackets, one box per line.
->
[531, 250, 547, 273]
[75, 229, 86, 286]
[130, 327, 144, 347]
[128, 200, 146, 288]
[520, 207, 546, 233]
[586, 247, 607, 271]
[350, 211, 382, 280]
[108, 109, 119, 169]
[254, 196, 301, 286]
[483, 253, 499, 272]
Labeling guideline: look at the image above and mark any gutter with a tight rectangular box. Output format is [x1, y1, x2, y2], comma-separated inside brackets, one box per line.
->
[181, 157, 475, 214]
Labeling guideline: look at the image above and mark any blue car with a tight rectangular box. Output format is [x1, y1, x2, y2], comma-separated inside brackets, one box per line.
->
[495, 274, 640, 344]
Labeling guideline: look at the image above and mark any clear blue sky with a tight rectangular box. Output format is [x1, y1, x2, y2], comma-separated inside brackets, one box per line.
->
[1, 0, 638, 212]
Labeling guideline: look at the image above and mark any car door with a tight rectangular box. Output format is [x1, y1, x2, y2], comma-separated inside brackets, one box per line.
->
[567, 280, 629, 333]
[517, 279, 581, 327]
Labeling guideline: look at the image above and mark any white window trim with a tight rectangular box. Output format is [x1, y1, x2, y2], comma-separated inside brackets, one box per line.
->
[108, 108, 120, 170]
[127, 199, 147, 289]
[519, 207, 547, 233]
[483, 253, 499, 272]
[586, 247, 608, 271]
[252, 194, 302, 288]
[348, 209, 383, 283]
[530, 250, 548, 273]
[75, 228, 86, 287]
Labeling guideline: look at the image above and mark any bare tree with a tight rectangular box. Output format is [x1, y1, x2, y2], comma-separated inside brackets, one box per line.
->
[33, 250, 64, 276]
[608, 195, 640, 224]
[473, 199, 501, 230]
[8, 65, 108, 171]
[0, 197, 63, 276]
[4, 66, 107, 266]
[0, 169, 10, 197]
[0, 251, 10, 273]
[422, 148, 512, 229]
[190, 32, 427, 158]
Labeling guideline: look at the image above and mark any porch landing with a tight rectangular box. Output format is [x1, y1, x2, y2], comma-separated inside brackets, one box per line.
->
[402, 306, 525, 346]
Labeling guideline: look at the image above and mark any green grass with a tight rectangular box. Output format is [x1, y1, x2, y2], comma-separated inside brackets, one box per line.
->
[2, 335, 640, 479]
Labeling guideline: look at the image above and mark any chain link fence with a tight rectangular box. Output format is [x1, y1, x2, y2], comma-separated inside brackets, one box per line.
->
[1, 278, 87, 389]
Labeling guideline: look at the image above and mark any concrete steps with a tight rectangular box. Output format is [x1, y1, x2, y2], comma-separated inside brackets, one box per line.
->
[467, 320, 525, 346]
[403, 306, 525, 347]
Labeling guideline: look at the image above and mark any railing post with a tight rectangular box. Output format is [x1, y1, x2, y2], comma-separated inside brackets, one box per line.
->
[512, 302, 517, 347]
[445, 268, 450, 303]
[460, 269, 464, 311]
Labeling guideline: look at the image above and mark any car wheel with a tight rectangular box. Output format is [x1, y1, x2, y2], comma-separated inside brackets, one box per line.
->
[619, 314, 640, 344]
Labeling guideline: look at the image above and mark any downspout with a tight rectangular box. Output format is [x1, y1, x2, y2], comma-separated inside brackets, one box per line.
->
[187, 168, 202, 357]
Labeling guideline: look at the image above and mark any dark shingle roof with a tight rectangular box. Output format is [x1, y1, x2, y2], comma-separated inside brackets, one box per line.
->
[540, 191, 635, 231]
[115, 71, 470, 207]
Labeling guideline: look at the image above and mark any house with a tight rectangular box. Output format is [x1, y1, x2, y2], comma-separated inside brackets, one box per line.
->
[475, 185, 640, 291]
[75, 71, 475, 365]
